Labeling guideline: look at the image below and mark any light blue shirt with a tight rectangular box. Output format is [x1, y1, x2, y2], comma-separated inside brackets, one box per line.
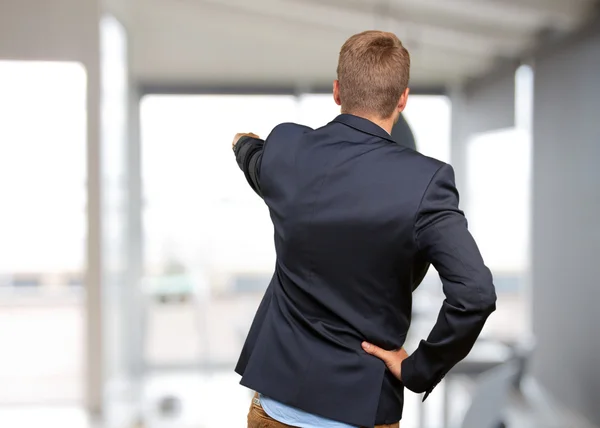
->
[259, 394, 358, 428]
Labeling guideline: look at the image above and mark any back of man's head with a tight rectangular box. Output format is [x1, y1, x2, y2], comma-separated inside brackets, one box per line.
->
[337, 31, 410, 120]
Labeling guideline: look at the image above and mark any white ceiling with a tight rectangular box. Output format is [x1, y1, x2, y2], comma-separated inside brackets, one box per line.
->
[112, 0, 599, 89]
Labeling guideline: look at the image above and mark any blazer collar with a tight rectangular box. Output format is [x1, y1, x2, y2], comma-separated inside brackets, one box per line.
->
[331, 114, 397, 144]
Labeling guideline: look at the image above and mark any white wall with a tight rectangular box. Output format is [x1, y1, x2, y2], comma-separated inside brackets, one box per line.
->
[531, 24, 600, 426]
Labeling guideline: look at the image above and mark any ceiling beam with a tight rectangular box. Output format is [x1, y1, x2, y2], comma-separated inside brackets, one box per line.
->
[189, 0, 518, 60]
[136, 81, 447, 96]
[286, 0, 530, 56]
[134, 18, 481, 82]
[138, 0, 493, 73]
[489, 0, 597, 24]
[396, 0, 597, 31]
[302, 0, 534, 35]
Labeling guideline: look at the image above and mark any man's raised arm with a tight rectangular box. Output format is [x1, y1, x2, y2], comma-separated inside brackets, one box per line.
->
[232, 133, 264, 197]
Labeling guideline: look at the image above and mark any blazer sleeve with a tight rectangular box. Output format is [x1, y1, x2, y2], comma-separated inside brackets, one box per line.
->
[233, 136, 265, 197]
[401, 163, 497, 399]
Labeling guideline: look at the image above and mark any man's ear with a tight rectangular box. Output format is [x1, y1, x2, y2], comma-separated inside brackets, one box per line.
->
[333, 80, 342, 106]
[397, 87, 410, 113]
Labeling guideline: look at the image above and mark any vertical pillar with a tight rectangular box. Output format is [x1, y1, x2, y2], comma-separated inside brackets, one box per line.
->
[531, 23, 600, 426]
[448, 85, 469, 204]
[87, 30, 104, 418]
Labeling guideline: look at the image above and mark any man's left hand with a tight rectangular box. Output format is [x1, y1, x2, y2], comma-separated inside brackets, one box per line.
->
[233, 133, 261, 148]
[362, 341, 409, 381]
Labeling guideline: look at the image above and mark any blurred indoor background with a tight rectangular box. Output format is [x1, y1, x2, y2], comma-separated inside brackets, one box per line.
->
[0, 0, 599, 427]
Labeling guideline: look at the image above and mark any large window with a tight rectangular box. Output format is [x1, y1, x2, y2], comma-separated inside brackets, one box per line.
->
[466, 128, 532, 340]
[141, 95, 297, 368]
[0, 61, 87, 403]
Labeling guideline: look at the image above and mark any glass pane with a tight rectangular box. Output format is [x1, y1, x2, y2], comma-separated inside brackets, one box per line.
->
[403, 95, 451, 162]
[141, 94, 297, 366]
[0, 61, 87, 403]
[297, 93, 340, 129]
[141, 94, 299, 426]
[466, 128, 532, 340]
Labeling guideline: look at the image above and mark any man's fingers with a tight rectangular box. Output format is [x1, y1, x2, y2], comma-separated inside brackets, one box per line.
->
[362, 342, 406, 380]
[232, 132, 261, 148]
[362, 341, 391, 362]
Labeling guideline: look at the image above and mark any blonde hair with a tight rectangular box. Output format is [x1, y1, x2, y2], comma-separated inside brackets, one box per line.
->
[337, 31, 410, 118]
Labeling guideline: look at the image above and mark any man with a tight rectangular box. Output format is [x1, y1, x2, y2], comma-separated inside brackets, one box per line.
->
[232, 31, 496, 428]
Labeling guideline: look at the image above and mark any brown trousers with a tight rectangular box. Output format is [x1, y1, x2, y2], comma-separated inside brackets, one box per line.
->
[247, 392, 399, 428]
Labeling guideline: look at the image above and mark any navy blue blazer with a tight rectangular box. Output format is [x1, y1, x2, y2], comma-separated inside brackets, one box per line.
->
[234, 114, 496, 427]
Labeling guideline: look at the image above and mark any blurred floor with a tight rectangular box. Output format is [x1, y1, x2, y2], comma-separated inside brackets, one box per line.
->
[0, 371, 432, 428]
[1, 374, 598, 428]
[139, 371, 430, 428]
[0, 295, 83, 403]
[0, 294, 596, 428]
[0, 406, 91, 428]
